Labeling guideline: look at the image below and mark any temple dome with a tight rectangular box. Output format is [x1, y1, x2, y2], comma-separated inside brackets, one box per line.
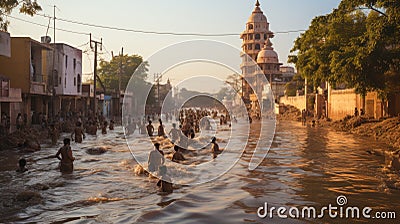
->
[247, 1, 267, 23]
[257, 39, 279, 64]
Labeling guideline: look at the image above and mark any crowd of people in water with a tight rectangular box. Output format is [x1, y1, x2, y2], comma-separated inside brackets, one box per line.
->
[13, 108, 235, 194]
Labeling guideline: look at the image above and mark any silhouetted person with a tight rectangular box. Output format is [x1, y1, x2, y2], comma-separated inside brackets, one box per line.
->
[109, 120, 114, 130]
[156, 165, 173, 193]
[16, 158, 28, 173]
[56, 138, 75, 173]
[158, 119, 165, 137]
[211, 137, 220, 159]
[172, 145, 185, 162]
[71, 122, 85, 143]
[147, 120, 154, 137]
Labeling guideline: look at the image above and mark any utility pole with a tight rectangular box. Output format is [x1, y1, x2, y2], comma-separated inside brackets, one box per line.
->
[50, 5, 56, 118]
[154, 73, 161, 114]
[118, 47, 123, 122]
[90, 34, 102, 117]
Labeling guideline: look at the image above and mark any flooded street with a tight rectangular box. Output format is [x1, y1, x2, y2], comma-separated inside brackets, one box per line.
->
[1, 120, 399, 223]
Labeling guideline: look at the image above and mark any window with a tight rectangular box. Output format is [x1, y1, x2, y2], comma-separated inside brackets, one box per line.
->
[255, 34, 260, 40]
[255, 44, 260, 50]
[77, 74, 81, 93]
[248, 44, 252, 50]
[73, 58, 76, 70]
[65, 55, 68, 69]
[264, 34, 267, 40]
[64, 77, 66, 88]
[74, 77, 76, 86]
[54, 70, 59, 87]
[59, 77, 61, 85]
[248, 24, 253, 30]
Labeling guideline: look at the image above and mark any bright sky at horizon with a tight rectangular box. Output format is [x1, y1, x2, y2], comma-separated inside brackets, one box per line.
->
[7, 0, 342, 88]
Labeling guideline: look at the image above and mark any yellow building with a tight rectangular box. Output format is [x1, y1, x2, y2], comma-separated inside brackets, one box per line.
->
[0, 37, 52, 125]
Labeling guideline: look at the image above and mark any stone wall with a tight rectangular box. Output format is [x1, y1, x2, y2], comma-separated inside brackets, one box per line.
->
[328, 88, 361, 120]
[279, 95, 306, 112]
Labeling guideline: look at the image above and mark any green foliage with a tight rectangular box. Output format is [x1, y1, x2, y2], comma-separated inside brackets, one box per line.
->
[0, 0, 41, 31]
[285, 73, 305, 96]
[98, 54, 148, 93]
[289, 0, 400, 98]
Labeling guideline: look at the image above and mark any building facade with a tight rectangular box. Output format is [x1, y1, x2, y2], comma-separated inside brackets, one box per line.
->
[46, 43, 83, 116]
[0, 37, 52, 125]
[240, 0, 287, 116]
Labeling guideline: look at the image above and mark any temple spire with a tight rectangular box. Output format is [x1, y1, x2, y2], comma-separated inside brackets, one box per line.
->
[255, 0, 260, 7]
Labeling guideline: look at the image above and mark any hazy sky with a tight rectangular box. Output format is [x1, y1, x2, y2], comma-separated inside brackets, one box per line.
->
[8, 0, 341, 89]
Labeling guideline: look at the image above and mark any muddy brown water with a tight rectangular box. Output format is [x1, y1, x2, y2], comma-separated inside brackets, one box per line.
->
[0, 120, 399, 223]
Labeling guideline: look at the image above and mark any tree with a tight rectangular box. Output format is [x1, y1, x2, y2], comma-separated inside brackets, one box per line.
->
[289, 0, 400, 98]
[98, 54, 148, 93]
[0, 0, 41, 31]
[285, 73, 305, 96]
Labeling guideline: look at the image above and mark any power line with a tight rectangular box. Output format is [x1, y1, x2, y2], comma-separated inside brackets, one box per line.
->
[7, 15, 90, 36]
[36, 13, 305, 36]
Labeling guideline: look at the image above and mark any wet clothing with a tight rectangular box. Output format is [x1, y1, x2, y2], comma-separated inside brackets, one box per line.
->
[56, 145, 74, 173]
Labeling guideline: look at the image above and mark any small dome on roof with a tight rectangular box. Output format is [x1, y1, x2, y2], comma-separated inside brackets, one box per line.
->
[257, 39, 279, 64]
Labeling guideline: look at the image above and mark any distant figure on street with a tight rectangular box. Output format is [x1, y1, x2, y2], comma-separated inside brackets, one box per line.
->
[301, 109, 306, 126]
[211, 137, 220, 159]
[56, 138, 75, 173]
[109, 120, 114, 130]
[354, 107, 359, 117]
[156, 165, 173, 193]
[16, 113, 23, 130]
[148, 142, 165, 172]
[158, 119, 165, 137]
[172, 145, 185, 162]
[16, 158, 28, 173]
[168, 123, 180, 143]
[147, 120, 155, 137]
[102, 121, 108, 134]
[71, 122, 85, 143]
[49, 124, 59, 146]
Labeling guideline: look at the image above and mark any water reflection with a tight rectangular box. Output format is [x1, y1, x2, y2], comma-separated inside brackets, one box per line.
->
[0, 121, 399, 223]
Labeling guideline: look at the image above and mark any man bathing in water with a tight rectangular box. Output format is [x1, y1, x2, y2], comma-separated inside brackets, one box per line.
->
[158, 119, 165, 137]
[157, 165, 173, 193]
[16, 158, 28, 173]
[211, 137, 220, 159]
[71, 122, 85, 143]
[56, 138, 75, 173]
[147, 120, 155, 137]
[172, 145, 185, 162]
[148, 143, 165, 172]
[168, 123, 180, 143]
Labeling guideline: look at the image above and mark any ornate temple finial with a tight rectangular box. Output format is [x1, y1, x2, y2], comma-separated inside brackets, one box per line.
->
[255, 0, 260, 7]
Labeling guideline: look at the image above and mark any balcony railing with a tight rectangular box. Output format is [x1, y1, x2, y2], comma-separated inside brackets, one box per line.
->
[31, 74, 46, 83]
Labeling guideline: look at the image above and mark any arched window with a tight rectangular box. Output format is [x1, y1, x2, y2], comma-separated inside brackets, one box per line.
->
[255, 34, 260, 40]
[255, 44, 260, 50]
[264, 34, 267, 40]
[248, 24, 253, 30]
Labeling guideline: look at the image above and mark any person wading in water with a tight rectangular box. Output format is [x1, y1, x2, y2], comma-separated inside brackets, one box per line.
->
[56, 138, 75, 173]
